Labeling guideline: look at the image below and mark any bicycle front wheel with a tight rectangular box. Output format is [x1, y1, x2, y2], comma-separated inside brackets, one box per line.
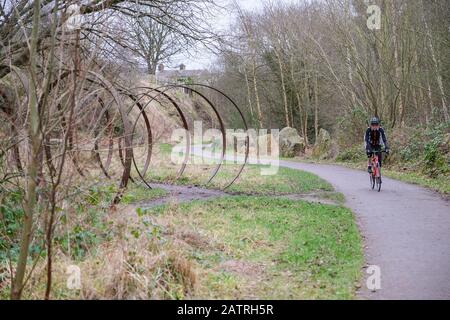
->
[377, 176, 382, 192]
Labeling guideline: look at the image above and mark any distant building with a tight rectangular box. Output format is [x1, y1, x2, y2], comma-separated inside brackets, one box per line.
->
[156, 63, 210, 87]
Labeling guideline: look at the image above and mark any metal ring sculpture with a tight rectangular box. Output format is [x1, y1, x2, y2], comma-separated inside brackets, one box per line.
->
[3, 70, 250, 204]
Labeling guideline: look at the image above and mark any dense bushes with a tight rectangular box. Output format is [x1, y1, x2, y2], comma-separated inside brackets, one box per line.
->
[422, 125, 449, 177]
[0, 190, 24, 263]
[336, 107, 368, 150]
[335, 119, 449, 180]
[390, 123, 449, 176]
[335, 145, 366, 162]
[334, 106, 369, 162]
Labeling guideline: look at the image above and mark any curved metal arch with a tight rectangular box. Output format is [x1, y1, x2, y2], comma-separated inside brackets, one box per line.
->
[155, 84, 227, 186]
[1, 66, 249, 204]
[117, 90, 153, 188]
[123, 85, 193, 183]
[185, 83, 250, 189]
[84, 71, 134, 204]
[116, 85, 190, 186]
[40, 73, 115, 180]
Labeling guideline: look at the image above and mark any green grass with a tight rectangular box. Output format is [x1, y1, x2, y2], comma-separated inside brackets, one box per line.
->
[145, 196, 363, 299]
[143, 143, 332, 195]
[0, 147, 360, 299]
[121, 184, 167, 204]
[158, 143, 173, 155]
[331, 160, 450, 195]
[382, 169, 450, 195]
[147, 162, 333, 195]
[319, 191, 346, 204]
[227, 165, 333, 194]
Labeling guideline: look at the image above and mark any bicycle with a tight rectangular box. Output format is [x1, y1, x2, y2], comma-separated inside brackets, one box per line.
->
[368, 150, 388, 192]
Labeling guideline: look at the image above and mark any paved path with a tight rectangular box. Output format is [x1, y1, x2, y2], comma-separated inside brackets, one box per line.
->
[185, 146, 450, 299]
[279, 160, 450, 300]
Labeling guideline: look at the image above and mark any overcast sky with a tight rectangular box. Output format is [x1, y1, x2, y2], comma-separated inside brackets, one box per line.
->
[169, 0, 299, 70]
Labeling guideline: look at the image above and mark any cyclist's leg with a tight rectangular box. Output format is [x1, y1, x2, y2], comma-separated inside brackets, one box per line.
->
[367, 148, 373, 173]
[376, 147, 382, 168]
[375, 148, 383, 181]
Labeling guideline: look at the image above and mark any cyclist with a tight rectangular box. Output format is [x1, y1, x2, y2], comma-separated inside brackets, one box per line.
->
[365, 117, 389, 173]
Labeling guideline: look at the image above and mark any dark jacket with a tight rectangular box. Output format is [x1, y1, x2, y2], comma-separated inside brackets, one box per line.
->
[364, 127, 389, 150]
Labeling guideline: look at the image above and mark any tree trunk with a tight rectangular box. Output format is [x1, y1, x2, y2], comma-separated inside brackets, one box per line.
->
[11, 0, 41, 300]
[296, 92, 305, 139]
[147, 60, 156, 75]
[391, 1, 404, 127]
[422, 10, 449, 122]
[243, 66, 254, 120]
[303, 75, 310, 145]
[252, 61, 264, 128]
[274, 49, 290, 127]
[314, 72, 319, 142]
[346, 47, 357, 106]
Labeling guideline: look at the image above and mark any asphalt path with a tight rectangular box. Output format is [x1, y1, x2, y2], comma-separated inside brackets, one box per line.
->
[187, 146, 450, 299]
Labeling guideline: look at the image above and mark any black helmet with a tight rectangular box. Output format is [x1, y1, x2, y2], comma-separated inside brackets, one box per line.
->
[370, 117, 380, 125]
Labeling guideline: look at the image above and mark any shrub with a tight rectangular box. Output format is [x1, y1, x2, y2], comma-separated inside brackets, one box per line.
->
[336, 145, 366, 162]
[389, 122, 449, 175]
[334, 118, 449, 177]
[422, 131, 449, 177]
[336, 107, 368, 149]
[0, 190, 24, 263]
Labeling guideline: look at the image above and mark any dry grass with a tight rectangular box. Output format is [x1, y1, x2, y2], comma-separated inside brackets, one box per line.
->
[9, 204, 199, 300]
[0, 184, 359, 299]
[1, 142, 351, 300]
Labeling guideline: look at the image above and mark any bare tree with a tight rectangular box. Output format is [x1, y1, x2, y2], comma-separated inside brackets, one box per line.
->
[0, 0, 218, 300]
[123, 6, 187, 75]
[10, 0, 43, 300]
[214, 0, 449, 150]
[0, 0, 215, 78]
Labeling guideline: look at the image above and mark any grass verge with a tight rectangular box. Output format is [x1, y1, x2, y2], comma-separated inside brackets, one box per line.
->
[330, 160, 449, 195]
[1, 143, 361, 299]
[381, 169, 449, 195]
[146, 162, 333, 195]
[144, 196, 363, 299]
[140, 143, 332, 195]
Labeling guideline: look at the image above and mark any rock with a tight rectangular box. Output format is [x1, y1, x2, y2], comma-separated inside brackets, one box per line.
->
[257, 133, 279, 156]
[235, 133, 279, 158]
[279, 127, 305, 158]
[237, 144, 258, 158]
[312, 128, 332, 159]
[444, 133, 450, 153]
[235, 133, 257, 156]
